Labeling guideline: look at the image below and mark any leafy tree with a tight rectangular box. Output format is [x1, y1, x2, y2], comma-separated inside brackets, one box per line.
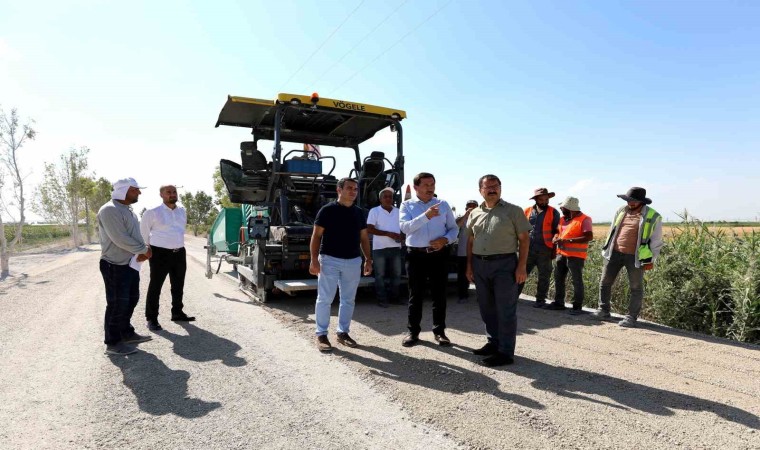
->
[79, 176, 112, 243]
[34, 147, 90, 246]
[181, 191, 217, 236]
[0, 106, 35, 278]
[213, 165, 238, 208]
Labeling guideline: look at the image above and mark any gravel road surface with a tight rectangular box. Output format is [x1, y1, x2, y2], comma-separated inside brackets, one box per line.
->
[1, 236, 758, 449]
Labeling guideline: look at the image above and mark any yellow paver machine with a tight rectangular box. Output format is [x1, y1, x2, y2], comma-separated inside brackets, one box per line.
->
[206, 93, 406, 302]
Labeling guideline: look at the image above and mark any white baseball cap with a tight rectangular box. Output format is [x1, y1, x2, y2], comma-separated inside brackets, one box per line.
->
[111, 177, 146, 200]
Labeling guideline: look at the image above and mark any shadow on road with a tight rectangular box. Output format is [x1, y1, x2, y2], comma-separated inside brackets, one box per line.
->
[110, 351, 222, 418]
[338, 344, 544, 410]
[160, 322, 247, 367]
[212, 292, 253, 305]
[512, 356, 760, 429]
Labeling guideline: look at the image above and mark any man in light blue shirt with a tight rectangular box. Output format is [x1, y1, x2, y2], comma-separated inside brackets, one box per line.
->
[399, 172, 458, 347]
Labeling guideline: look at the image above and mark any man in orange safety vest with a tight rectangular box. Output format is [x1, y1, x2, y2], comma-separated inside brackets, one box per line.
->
[546, 196, 593, 314]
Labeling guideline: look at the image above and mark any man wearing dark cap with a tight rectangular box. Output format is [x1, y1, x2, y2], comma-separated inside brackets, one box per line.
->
[593, 187, 663, 327]
[97, 178, 153, 356]
[517, 187, 560, 308]
[455, 200, 479, 303]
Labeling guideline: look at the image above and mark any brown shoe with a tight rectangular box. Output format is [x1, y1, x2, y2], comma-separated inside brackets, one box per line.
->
[434, 332, 451, 346]
[316, 335, 332, 352]
[336, 332, 358, 348]
[402, 333, 419, 347]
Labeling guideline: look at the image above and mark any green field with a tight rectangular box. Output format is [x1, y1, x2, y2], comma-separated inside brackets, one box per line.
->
[3, 224, 85, 250]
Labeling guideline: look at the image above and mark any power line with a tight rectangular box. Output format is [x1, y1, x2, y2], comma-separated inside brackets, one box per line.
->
[331, 0, 452, 95]
[308, 0, 409, 91]
[278, 0, 367, 92]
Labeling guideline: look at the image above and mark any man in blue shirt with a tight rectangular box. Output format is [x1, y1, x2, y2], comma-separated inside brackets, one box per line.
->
[399, 172, 459, 347]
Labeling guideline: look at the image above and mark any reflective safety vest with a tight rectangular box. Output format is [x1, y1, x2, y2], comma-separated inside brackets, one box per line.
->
[557, 213, 591, 259]
[603, 206, 662, 263]
[524, 206, 558, 250]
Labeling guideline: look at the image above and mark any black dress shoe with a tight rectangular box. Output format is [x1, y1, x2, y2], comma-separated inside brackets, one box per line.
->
[472, 342, 497, 356]
[434, 333, 451, 346]
[482, 353, 514, 367]
[544, 302, 567, 311]
[147, 320, 163, 331]
[533, 302, 546, 309]
[171, 314, 196, 322]
[402, 333, 419, 347]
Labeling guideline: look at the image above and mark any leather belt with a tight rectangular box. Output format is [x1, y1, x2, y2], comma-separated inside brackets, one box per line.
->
[473, 253, 515, 261]
[152, 246, 184, 253]
[407, 246, 445, 254]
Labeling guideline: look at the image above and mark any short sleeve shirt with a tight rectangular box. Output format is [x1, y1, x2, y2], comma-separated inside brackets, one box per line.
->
[367, 205, 401, 250]
[315, 201, 367, 259]
[467, 199, 531, 255]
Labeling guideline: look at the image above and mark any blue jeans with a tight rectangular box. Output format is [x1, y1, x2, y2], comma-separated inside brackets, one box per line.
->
[372, 247, 402, 303]
[315, 255, 362, 336]
[100, 259, 140, 345]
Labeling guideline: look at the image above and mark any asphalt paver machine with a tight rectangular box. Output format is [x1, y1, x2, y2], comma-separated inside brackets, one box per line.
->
[206, 93, 406, 302]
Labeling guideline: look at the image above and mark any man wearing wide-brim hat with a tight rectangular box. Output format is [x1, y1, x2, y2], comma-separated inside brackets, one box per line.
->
[592, 187, 663, 327]
[518, 187, 560, 309]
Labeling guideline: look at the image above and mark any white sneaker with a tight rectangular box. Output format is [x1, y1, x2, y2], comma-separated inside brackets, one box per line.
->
[618, 316, 637, 328]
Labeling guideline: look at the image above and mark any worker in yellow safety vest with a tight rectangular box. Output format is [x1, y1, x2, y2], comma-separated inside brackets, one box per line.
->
[592, 187, 663, 327]
[544, 197, 593, 314]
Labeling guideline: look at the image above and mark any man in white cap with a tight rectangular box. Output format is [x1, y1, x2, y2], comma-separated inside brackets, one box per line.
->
[366, 187, 404, 308]
[97, 178, 153, 356]
[547, 196, 593, 314]
[141, 184, 194, 331]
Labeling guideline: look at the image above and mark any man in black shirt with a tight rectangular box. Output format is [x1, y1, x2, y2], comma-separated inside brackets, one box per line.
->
[309, 178, 372, 352]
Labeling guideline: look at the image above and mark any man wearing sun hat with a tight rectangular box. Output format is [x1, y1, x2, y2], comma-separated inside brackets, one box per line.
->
[517, 187, 560, 308]
[97, 177, 153, 356]
[593, 187, 663, 327]
[546, 196, 593, 314]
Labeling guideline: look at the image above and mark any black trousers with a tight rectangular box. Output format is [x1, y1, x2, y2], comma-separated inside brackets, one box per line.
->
[100, 260, 139, 345]
[406, 249, 448, 335]
[456, 256, 470, 299]
[145, 246, 186, 321]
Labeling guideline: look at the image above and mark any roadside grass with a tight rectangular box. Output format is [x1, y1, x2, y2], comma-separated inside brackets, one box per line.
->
[523, 216, 760, 344]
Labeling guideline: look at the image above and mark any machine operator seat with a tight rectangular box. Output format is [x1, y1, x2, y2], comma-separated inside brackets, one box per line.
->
[358, 151, 386, 209]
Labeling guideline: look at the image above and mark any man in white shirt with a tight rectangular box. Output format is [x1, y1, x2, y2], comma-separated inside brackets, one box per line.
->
[367, 187, 404, 308]
[140, 185, 195, 331]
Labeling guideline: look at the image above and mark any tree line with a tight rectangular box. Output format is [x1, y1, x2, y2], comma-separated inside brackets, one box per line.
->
[0, 105, 219, 278]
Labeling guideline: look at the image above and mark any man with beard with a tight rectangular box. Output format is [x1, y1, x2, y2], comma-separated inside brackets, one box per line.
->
[593, 187, 663, 327]
[310, 178, 372, 352]
[399, 172, 458, 347]
[466, 175, 531, 366]
[367, 187, 404, 308]
[97, 178, 153, 356]
[547, 196, 593, 314]
[140, 185, 194, 331]
[517, 187, 560, 308]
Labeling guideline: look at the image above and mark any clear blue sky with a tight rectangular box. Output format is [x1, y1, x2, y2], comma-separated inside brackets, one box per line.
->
[1, 0, 759, 221]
